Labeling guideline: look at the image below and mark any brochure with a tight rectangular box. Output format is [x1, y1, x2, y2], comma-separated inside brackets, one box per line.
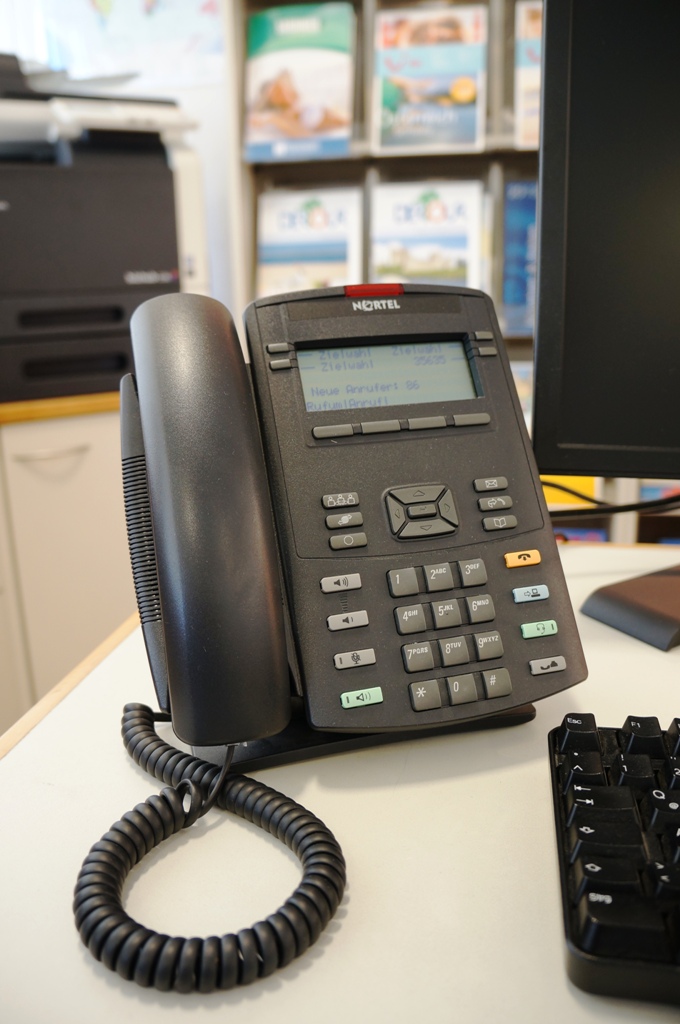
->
[244, 3, 355, 162]
[514, 1, 543, 149]
[256, 187, 363, 297]
[502, 179, 537, 335]
[372, 4, 487, 153]
[369, 180, 485, 289]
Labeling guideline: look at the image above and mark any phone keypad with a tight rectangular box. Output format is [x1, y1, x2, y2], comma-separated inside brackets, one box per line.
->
[383, 555, 514, 714]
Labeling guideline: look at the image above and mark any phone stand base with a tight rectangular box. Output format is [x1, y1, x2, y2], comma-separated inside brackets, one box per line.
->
[195, 702, 536, 773]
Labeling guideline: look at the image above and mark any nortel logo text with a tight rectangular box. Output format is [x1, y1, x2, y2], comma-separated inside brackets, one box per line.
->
[351, 299, 401, 312]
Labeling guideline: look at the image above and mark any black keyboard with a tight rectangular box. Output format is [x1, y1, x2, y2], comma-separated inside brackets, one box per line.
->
[549, 713, 680, 1006]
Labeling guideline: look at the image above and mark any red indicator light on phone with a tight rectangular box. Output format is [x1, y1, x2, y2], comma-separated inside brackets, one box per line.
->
[344, 284, 405, 298]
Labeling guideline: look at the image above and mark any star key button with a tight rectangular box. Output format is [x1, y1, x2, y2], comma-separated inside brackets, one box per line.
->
[408, 679, 442, 711]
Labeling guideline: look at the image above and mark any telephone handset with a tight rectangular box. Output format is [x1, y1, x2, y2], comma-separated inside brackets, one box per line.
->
[121, 284, 587, 758]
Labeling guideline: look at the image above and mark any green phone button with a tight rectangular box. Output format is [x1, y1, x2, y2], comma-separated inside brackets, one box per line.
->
[340, 687, 384, 709]
[520, 619, 558, 639]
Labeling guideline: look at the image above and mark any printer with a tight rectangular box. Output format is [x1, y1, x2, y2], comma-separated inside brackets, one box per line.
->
[0, 54, 209, 402]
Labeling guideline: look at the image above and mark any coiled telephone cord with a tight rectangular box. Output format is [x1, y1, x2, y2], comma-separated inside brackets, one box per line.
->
[73, 703, 346, 993]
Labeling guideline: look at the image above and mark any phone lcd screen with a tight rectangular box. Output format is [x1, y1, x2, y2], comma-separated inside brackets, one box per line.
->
[297, 340, 478, 412]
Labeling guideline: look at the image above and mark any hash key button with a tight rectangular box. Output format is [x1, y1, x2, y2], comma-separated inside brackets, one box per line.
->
[482, 668, 512, 698]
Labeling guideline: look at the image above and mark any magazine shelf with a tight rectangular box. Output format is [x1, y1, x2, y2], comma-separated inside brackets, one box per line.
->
[239, 0, 542, 344]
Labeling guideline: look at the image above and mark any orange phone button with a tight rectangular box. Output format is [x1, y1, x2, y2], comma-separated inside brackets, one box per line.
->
[504, 549, 541, 568]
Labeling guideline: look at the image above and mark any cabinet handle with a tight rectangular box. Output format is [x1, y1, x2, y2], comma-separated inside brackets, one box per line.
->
[12, 444, 91, 463]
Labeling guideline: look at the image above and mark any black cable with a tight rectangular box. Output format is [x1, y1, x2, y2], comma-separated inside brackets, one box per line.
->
[541, 480, 610, 506]
[73, 703, 346, 993]
[549, 491, 680, 521]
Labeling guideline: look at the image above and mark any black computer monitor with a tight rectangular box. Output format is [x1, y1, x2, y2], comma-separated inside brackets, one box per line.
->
[532, 0, 680, 649]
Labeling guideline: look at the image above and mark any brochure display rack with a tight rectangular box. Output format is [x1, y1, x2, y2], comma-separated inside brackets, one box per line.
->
[238, 0, 542, 342]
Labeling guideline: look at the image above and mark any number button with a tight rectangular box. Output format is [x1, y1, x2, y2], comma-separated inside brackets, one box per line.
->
[394, 604, 427, 635]
[423, 562, 454, 592]
[457, 559, 487, 587]
[438, 636, 470, 666]
[401, 642, 435, 673]
[465, 594, 495, 624]
[431, 599, 462, 629]
[474, 631, 504, 661]
[387, 567, 419, 597]
[446, 674, 478, 705]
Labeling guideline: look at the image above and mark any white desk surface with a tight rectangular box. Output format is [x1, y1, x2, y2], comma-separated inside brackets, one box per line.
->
[2, 543, 680, 1024]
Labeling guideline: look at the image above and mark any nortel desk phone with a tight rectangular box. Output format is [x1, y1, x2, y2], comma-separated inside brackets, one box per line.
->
[74, 285, 587, 993]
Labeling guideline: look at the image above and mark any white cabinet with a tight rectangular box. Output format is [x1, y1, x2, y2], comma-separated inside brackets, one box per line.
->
[0, 408, 136, 710]
[0, 466, 33, 734]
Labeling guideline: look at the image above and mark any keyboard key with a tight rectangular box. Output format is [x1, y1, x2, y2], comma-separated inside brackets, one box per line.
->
[642, 790, 680, 834]
[568, 815, 645, 864]
[557, 713, 601, 753]
[666, 719, 680, 756]
[572, 857, 641, 902]
[564, 784, 637, 825]
[611, 753, 656, 790]
[618, 716, 666, 758]
[560, 750, 607, 791]
[576, 893, 671, 961]
[647, 863, 680, 900]
[661, 757, 680, 789]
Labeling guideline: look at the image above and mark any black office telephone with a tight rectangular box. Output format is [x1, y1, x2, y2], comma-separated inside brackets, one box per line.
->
[73, 285, 587, 994]
[120, 284, 586, 755]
